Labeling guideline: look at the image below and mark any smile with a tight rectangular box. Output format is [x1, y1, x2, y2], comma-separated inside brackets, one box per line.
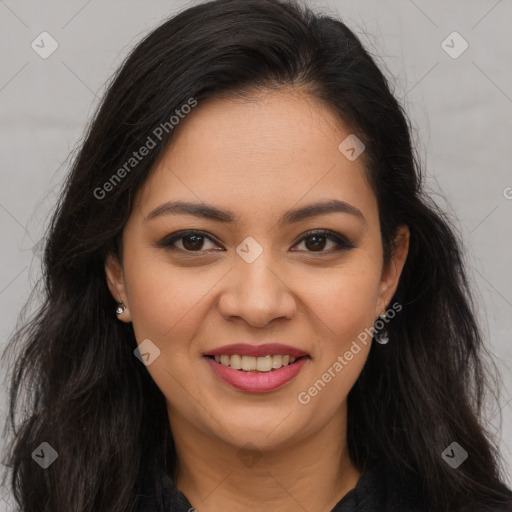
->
[204, 355, 309, 392]
[211, 354, 298, 372]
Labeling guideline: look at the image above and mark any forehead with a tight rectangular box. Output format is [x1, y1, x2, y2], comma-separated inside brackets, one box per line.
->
[161, 89, 347, 166]
[135, 89, 376, 224]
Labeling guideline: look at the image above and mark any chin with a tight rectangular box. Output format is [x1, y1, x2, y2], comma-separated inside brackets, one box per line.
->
[213, 417, 306, 451]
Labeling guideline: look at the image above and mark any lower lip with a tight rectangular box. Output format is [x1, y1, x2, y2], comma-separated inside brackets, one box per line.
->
[204, 356, 309, 392]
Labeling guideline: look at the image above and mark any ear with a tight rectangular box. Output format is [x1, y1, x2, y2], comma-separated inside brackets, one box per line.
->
[375, 225, 410, 316]
[105, 252, 132, 323]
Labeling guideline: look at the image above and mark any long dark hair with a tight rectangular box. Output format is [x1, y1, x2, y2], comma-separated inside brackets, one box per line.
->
[2, 0, 511, 510]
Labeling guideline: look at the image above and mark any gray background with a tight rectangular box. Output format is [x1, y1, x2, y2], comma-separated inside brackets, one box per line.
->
[0, 0, 511, 507]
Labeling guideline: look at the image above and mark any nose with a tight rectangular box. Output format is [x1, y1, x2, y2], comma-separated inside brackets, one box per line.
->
[218, 251, 296, 328]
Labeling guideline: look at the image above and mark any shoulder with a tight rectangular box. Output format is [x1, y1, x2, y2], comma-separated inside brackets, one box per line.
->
[162, 473, 195, 512]
[332, 457, 430, 512]
[338, 457, 512, 512]
[369, 457, 430, 511]
[135, 470, 194, 512]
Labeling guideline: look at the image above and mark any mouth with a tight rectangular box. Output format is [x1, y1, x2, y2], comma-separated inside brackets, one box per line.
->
[203, 354, 310, 393]
[204, 354, 309, 372]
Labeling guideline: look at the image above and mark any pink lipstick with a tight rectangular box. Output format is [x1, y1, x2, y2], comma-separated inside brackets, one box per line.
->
[203, 343, 310, 392]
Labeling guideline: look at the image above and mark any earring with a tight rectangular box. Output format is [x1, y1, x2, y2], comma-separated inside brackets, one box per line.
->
[374, 309, 389, 345]
[115, 301, 126, 315]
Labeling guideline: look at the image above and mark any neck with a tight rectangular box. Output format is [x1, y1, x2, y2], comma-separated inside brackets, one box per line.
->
[168, 402, 361, 512]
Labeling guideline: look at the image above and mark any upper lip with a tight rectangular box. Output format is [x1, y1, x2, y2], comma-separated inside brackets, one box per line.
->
[203, 343, 309, 358]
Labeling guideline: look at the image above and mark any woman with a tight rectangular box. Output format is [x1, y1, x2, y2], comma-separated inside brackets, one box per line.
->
[3, 0, 512, 510]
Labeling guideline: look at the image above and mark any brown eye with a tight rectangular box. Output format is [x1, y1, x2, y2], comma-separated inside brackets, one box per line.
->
[156, 230, 220, 252]
[156, 229, 354, 255]
[304, 234, 328, 251]
[181, 233, 206, 251]
[292, 230, 354, 253]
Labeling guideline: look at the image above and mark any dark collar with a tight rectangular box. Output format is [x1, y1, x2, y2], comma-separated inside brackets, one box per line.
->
[138, 456, 430, 511]
[331, 457, 429, 511]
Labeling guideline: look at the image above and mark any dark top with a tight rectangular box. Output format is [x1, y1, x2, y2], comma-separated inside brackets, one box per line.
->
[136, 456, 434, 511]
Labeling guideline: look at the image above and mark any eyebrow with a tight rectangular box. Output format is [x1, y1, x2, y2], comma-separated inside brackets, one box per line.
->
[144, 199, 367, 226]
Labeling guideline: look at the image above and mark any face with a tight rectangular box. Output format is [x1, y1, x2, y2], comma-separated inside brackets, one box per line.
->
[105, 89, 409, 452]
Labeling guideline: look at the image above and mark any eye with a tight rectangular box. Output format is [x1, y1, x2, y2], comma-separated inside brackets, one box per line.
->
[156, 229, 354, 254]
[291, 230, 354, 253]
[156, 230, 220, 252]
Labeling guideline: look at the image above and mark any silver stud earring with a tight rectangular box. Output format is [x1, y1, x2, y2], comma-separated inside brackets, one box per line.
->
[374, 309, 389, 344]
[115, 302, 126, 315]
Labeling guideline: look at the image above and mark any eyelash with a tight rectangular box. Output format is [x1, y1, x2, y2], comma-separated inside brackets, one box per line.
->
[156, 229, 355, 255]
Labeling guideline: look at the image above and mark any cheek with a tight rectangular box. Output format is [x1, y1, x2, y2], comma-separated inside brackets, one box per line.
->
[122, 248, 213, 348]
[298, 262, 381, 352]
[121, 249, 212, 406]
[296, 267, 378, 413]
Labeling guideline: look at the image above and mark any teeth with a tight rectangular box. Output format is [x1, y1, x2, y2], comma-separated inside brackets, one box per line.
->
[241, 355, 257, 371]
[256, 355, 273, 372]
[272, 355, 282, 368]
[230, 354, 242, 370]
[213, 354, 298, 371]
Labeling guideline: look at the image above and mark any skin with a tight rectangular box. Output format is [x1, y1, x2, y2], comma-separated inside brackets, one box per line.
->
[105, 88, 409, 512]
